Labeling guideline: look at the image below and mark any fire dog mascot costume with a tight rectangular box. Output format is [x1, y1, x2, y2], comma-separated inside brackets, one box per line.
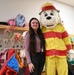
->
[39, 2, 72, 75]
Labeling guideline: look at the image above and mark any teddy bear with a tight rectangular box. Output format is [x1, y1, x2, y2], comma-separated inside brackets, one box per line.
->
[39, 2, 72, 75]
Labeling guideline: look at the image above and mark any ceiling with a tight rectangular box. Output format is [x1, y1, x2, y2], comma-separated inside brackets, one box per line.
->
[55, 0, 74, 7]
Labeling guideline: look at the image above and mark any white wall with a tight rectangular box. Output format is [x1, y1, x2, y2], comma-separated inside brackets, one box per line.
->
[52, 1, 74, 34]
[0, 0, 74, 34]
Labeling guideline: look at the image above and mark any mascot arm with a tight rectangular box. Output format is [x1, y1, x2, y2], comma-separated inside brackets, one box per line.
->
[62, 26, 72, 51]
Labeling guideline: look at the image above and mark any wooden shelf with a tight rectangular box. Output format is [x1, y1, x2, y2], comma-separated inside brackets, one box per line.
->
[0, 25, 29, 31]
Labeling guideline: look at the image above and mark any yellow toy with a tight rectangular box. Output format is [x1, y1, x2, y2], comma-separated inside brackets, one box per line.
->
[39, 2, 72, 75]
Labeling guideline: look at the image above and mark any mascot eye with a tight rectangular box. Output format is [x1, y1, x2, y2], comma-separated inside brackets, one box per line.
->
[44, 13, 48, 17]
[50, 12, 54, 15]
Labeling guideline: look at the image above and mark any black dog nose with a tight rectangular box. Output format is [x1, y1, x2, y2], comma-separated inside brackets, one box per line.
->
[46, 16, 51, 20]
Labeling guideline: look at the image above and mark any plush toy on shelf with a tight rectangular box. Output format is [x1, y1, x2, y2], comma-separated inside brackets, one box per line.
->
[39, 2, 72, 75]
[15, 14, 25, 27]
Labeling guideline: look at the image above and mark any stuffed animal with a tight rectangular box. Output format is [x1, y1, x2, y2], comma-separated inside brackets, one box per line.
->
[15, 14, 25, 27]
[8, 19, 16, 29]
[39, 2, 72, 75]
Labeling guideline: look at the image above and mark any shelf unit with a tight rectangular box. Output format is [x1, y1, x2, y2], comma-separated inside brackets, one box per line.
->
[0, 25, 29, 31]
[0, 24, 28, 49]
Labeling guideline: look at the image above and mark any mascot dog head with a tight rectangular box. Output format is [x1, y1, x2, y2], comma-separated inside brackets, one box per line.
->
[39, 2, 61, 28]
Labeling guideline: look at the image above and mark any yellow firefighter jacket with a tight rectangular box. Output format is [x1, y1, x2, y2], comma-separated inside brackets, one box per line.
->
[42, 23, 72, 57]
